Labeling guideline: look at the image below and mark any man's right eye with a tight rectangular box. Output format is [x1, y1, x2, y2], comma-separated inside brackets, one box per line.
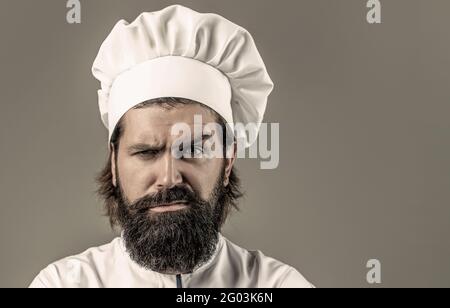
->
[134, 150, 157, 158]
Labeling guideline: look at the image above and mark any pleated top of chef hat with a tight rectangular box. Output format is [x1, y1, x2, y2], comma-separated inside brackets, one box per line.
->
[92, 4, 274, 148]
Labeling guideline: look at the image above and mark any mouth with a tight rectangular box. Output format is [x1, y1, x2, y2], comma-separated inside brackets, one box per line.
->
[149, 201, 189, 213]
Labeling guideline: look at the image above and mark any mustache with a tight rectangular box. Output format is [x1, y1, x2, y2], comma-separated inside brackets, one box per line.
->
[128, 185, 201, 212]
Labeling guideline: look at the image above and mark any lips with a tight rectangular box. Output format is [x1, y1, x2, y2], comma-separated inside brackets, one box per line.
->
[150, 200, 188, 209]
[149, 201, 189, 213]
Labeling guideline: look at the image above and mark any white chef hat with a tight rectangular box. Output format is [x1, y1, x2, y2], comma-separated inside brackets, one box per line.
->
[92, 4, 274, 148]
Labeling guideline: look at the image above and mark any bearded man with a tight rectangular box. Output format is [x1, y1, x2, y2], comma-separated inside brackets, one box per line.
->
[29, 4, 313, 288]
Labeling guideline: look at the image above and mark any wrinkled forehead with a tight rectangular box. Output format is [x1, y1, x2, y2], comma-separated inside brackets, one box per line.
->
[120, 103, 221, 145]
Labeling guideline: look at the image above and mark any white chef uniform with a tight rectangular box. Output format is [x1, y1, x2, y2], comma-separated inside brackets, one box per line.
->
[29, 233, 313, 288]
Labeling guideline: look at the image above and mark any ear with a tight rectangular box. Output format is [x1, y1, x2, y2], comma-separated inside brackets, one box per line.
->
[223, 142, 237, 187]
[110, 144, 117, 187]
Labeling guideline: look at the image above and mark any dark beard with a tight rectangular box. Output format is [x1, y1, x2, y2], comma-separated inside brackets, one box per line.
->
[115, 171, 227, 274]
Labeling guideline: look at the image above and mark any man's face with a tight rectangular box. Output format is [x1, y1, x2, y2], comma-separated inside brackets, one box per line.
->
[111, 103, 235, 274]
[113, 103, 232, 205]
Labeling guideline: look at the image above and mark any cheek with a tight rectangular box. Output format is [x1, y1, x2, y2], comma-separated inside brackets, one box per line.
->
[117, 157, 155, 200]
[183, 158, 224, 200]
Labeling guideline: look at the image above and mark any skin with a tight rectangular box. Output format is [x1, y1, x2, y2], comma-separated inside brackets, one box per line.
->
[110, 104, 236, 212]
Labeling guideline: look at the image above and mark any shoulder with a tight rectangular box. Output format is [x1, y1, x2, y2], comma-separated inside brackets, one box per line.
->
[29, 237, 121, 288]
[221, 236, 315, 288]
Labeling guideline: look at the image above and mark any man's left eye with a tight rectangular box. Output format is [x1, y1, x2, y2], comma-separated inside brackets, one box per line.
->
[184, 145, 203, 157]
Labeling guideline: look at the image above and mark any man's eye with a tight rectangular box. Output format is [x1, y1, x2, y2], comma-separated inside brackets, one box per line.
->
[135, 150, 156, 158]
[182, 144, 203, 158]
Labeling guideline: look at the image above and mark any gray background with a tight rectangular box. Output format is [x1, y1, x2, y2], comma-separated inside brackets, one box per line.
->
[0, 0, 449, 288]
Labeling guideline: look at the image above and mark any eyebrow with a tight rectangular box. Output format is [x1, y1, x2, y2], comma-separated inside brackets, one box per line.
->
[127, 143, 165, 154]
[126, 134, 214, 154]
[188, 133, 213, 145]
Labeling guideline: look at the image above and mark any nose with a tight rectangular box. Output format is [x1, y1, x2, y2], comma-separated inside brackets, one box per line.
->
[154, 150, 183, 190]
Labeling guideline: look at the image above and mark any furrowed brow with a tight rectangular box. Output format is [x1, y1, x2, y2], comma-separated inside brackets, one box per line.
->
[178, 133, 213, 146]
[127, 143, 165, 154]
